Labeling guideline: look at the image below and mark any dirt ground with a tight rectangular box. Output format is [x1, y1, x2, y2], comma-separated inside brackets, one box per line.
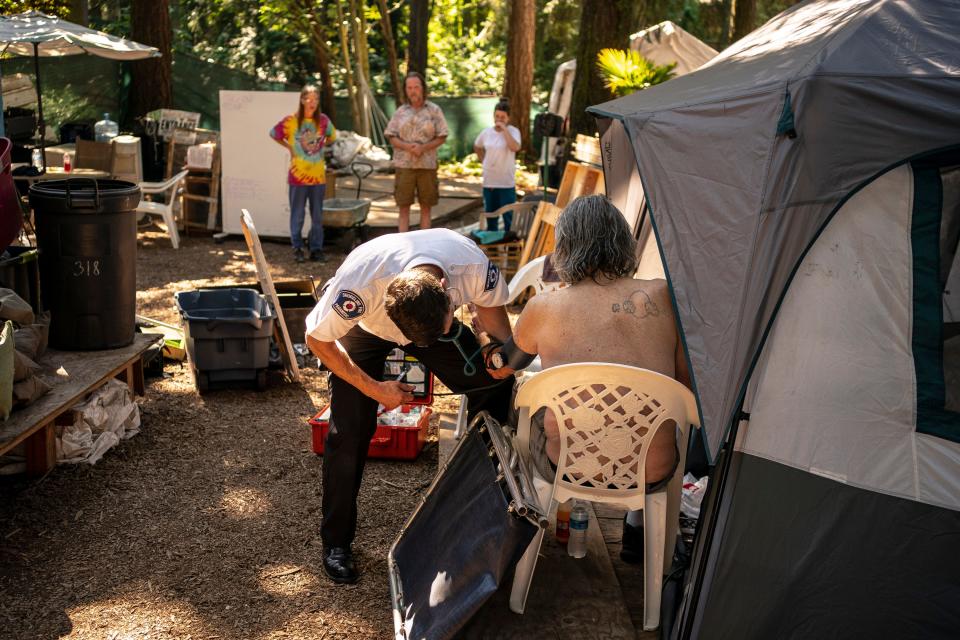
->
[0, 217, 477, 639]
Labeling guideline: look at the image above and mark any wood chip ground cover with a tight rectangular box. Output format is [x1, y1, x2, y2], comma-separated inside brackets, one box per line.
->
[0, 223, 471, 639]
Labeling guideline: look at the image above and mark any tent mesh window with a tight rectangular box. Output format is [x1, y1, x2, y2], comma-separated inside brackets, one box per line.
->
[919, 154, 960, 440]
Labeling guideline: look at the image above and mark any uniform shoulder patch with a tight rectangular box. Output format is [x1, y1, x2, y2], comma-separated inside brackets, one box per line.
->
[332, 289, 366, 320]
[484, 262, 500, 292]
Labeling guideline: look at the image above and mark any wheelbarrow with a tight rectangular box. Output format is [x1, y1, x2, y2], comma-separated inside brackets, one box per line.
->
[324, 161, 373, 248]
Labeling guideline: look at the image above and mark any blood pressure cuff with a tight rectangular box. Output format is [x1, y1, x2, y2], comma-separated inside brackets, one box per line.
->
[502, 337, 535, 370]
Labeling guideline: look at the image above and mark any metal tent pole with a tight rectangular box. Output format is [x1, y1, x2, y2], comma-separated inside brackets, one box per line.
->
[32, 42, 46, 172]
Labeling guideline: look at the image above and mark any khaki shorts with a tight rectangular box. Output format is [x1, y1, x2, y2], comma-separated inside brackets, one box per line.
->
[395, 168, 439, 207]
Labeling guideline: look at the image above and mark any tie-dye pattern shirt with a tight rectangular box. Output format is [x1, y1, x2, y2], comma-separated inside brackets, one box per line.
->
[269, 113, 337, 185]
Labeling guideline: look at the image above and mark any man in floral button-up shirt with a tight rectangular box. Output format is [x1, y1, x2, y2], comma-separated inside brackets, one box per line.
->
[384, 72, 449, 232]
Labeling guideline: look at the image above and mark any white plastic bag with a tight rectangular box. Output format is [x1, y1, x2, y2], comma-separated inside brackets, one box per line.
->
[680, 472, 709, 519]
[56, 379, 141, 465]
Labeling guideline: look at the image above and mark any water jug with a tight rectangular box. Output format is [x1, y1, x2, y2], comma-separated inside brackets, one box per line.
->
[95, 113, 119, 143]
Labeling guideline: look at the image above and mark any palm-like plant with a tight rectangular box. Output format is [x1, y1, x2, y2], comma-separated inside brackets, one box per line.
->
[596, 48, 677, 97]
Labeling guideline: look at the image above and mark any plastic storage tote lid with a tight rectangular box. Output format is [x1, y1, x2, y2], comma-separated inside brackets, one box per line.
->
[28, 179, 141, 213]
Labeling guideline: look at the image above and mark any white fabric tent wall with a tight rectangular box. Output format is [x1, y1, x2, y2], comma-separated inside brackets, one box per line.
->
[740, 164, 960, 511]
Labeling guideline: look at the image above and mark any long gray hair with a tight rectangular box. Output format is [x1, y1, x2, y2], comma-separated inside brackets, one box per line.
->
[552, 194, 638, 284]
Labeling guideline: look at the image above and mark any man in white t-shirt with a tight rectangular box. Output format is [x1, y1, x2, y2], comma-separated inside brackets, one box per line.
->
[305, 228, 514, 584]
[474, 99, 521, 232]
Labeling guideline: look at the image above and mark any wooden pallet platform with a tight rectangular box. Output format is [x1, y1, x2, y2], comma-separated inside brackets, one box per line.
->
[0, 333, 158, 475]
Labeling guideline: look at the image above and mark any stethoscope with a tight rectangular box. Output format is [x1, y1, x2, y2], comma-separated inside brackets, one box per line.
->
[437, 318, 487, 377]
[435, 287, 501, 379]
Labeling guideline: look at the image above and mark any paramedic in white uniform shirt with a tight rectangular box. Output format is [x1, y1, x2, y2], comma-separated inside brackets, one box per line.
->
[473, 98, 521, 233]
[305, 228, 514, 584]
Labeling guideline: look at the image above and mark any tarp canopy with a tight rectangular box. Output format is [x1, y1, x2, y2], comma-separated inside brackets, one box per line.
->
[590, 0, 960, 458]
[628, 20, 718, 76]
[0, 11, 159, 60]
[0, 11, 159, 161]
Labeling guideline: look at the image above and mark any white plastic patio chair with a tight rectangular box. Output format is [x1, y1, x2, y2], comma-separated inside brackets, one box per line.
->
[506, 254, 567, 305]
[509, 363, 700, 630]
[137, 170, 188, 249]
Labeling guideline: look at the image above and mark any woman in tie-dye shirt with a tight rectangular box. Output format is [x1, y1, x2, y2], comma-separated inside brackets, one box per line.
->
[269, 85, 337, 263]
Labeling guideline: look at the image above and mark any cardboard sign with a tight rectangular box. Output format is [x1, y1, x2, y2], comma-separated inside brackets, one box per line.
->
[147, 109, 201, 142]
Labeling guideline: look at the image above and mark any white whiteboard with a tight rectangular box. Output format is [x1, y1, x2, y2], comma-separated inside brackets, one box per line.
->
[220, 90, 309, 238]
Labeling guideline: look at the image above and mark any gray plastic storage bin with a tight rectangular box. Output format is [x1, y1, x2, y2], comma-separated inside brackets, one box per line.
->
[175, 288, 276, 393]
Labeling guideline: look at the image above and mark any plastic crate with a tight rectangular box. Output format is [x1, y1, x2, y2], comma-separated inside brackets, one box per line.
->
[309, 403, 431, 461]
[174, 288, 276, 393]
[199, 278, 318, 342]
[0, 246, 41, 314]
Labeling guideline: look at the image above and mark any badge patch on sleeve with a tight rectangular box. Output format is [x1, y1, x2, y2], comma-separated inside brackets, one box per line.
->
[484, 262, 500, 292]
[332, 289, 366, 319]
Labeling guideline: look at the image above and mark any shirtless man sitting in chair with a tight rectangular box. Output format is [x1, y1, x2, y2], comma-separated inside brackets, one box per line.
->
[486, 194, 691, 562]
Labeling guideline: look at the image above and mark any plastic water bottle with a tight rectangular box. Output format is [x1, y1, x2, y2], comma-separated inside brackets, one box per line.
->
[567, 501, 589, 558]
[31, 147, 43, 170]
[95, 112, 119, 143]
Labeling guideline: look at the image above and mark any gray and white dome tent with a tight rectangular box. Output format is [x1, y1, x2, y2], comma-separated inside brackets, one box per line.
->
[589, 0, 960, 636]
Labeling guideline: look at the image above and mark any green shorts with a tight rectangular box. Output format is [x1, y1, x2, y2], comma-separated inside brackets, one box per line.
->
[395, 168, 439, 207]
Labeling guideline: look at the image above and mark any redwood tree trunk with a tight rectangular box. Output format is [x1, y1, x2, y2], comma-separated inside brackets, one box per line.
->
[407, 0, 429, 77]
[378, 0, 403, 107]
[68, 0, 88, 25]
[129, 0, 172, 123]
[732, 0, 758, 41]
[719, 0, 733, 48]
[503, 0, 535, 158]
[569, 0, 644, 137]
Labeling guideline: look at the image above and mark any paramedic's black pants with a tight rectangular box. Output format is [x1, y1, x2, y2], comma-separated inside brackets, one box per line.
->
[322, 321, 513, 548]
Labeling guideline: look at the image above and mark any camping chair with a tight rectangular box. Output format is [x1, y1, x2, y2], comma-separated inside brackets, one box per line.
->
[509, 363, 700, 630]
[136, 170, 188, 249]
[74, 138, 113, 173]
[477, 201, 538, 277]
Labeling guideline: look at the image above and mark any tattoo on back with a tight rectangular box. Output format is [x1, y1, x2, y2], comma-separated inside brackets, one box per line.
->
[612, 290, 660, 318]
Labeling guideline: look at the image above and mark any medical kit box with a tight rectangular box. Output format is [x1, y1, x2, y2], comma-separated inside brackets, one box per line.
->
[309, 403, 432, 460]
[309, 350, 434, 460]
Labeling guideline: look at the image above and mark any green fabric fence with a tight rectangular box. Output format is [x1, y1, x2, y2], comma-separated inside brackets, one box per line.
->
[1, 52, 528, 161]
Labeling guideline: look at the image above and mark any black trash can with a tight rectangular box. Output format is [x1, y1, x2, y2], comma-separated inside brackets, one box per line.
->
[29, 179, 140, 350]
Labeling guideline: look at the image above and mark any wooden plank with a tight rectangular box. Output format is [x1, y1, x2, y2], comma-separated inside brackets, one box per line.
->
[595, 506, 660, 639]
[240, 209, 301, 382]
[555, 161, 605, 210]
[459, 500, 635, 639]
[0, 334, 158, 465]
[517, 201, 562, 270]
[335, 173, 484, 200]
[364, 194, 482, 228]
[23, 421, 55, 475]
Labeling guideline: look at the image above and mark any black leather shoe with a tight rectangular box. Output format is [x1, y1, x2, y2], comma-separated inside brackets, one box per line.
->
[323, 546, 359, 584]
[620, 517, 643, 564]
[309, 250, 327, 263]
[293, 248, 306, 263]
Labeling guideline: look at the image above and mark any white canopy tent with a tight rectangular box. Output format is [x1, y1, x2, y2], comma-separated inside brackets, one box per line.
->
[0, 11, 159, 164]
[545, 21, 717, 167]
